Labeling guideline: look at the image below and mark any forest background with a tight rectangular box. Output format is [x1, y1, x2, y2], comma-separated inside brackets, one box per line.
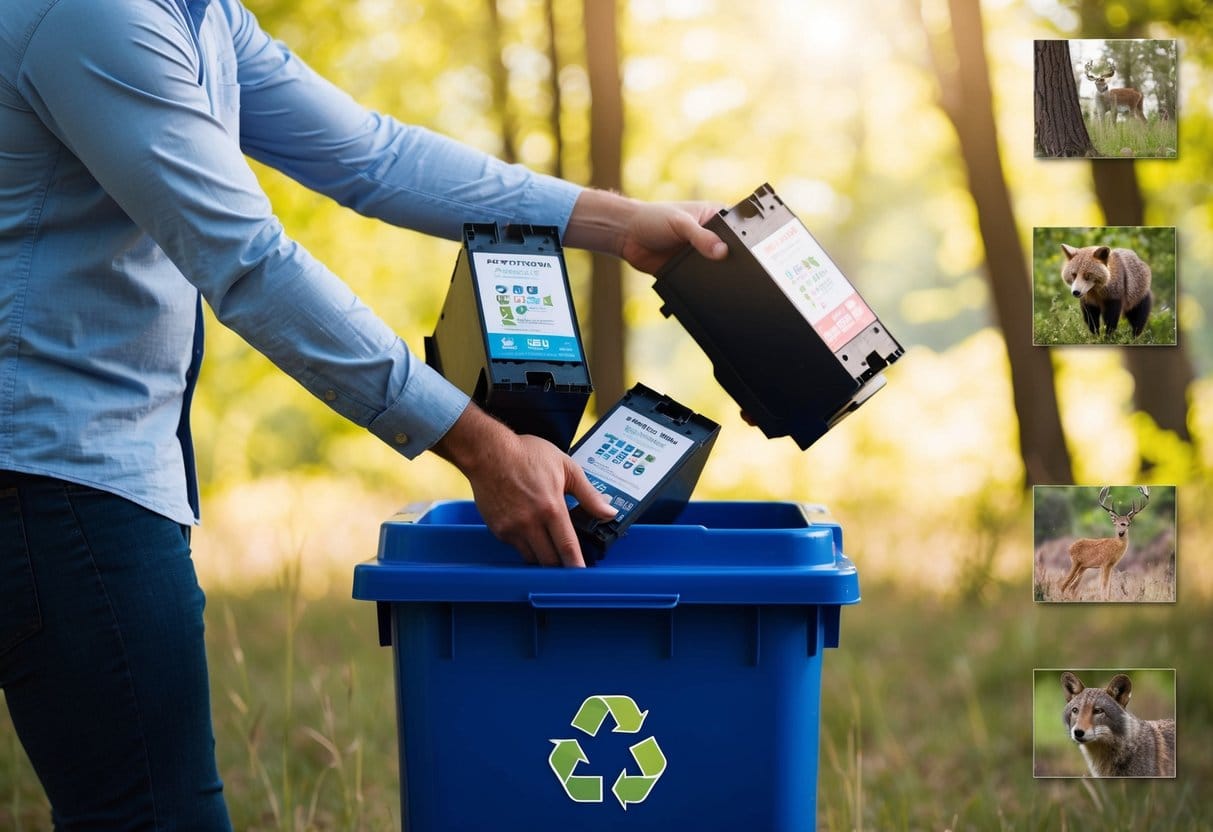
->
[4, 0, 1213, 829]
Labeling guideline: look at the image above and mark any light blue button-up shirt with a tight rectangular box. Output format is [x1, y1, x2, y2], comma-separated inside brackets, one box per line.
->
[0, 0, 582, 524]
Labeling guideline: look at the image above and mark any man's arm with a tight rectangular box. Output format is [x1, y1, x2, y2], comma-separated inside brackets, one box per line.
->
[564, 189, 728, 274]
[225, 0, 729, 272]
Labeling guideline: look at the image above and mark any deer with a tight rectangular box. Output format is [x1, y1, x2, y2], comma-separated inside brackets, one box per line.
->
[1084, 61, 1146, 123]
[1060, 486, 1150, 601]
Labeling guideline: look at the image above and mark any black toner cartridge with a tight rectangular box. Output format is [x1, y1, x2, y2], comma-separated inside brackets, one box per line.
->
[568, 384, 719, 564]
[425, 223, 591, 451]
[654, 184, 904, 450]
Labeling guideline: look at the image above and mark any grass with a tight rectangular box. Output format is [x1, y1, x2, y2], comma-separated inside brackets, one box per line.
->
[4, 575, 1211, 830]
[817, 583, 1212, 831]
[1032, 296, 1178, 347]
[1034, 559, 1176, 604]
[209, 561, 401, 832]
[1084, 116, 1178, 159]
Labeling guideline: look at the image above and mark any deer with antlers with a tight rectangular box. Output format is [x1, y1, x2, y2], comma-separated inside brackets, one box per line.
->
[1085, 61, 1146, 123]
[1060, 486, 1150, 601]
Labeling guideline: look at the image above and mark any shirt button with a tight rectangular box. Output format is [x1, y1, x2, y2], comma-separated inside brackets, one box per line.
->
[323, 389, 337, 401]
[394, 432, 409, 445]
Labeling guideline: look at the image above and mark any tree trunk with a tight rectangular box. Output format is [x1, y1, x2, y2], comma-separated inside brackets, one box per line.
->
[1034, 40, 1095, 158]
[544, 0, 565, 179]
[486, 0, 517, 163]
[583, 0, 625, 411]
[920, 0, 1074, 484]
[1091, 165, 1193, 444]
[1105, 39, 1139, 92]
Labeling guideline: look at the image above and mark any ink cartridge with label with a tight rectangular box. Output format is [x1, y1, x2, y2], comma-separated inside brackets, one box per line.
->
[425, 223, 591, 451]
[568, 384, 719, 564]
[654, 183, 904, 450]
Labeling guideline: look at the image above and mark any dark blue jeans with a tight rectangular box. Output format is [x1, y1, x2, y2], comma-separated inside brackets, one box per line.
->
[0, 473, 232, 831]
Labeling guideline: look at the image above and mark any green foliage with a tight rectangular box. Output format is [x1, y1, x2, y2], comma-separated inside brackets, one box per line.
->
[1131, 410, 1202, 485]
[1031, 226, 1177, 346]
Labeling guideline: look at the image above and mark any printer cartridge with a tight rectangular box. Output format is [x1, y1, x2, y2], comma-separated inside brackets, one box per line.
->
[568, 384, 719, 564]
[654, 183, 904, 450]
[425, 223, 591, 451]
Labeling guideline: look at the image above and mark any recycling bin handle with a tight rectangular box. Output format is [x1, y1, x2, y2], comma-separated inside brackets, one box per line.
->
[527, 592, 680, 610]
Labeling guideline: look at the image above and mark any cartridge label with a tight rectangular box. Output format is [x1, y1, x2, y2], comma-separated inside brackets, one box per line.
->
[472, 252, 583, 362]
[571, 405, 691, 520]
[750, 218, 877, 352]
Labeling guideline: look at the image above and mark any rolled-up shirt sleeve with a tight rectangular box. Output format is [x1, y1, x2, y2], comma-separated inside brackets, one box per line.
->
[17, 0, 577, 459]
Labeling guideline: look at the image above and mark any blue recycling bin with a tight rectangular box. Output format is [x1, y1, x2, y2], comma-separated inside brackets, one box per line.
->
[352, 500, 860, 831]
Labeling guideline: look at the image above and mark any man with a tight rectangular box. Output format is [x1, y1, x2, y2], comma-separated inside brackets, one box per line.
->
[0, 0, 726, 827]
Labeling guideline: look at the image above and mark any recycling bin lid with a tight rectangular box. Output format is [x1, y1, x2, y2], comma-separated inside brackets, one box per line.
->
[352, 500, 859, 607]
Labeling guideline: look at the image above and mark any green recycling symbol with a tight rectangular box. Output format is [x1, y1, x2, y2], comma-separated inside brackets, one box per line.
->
[548, 694, 667, 810]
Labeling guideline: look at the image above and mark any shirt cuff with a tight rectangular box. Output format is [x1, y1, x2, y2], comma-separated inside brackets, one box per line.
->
[514, 173, 583, 238]
[367, 358, 470, 459]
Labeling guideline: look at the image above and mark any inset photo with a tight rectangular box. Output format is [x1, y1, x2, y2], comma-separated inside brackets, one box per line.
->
[1033, 485, 1175, 603]
[1032, 226, 1176, 346]
[1033, 668, 1176, 778]
[1034, 39, 1178, 159]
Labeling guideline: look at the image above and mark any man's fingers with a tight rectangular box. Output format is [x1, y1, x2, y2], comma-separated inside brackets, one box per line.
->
[691, 226, 727, 260]
[674, 209, 727, 260]
[549, 521, 586, 569]
[529, 504, 585, 568]
[566, 460, 617, 521]
[499, 495, 587, 568]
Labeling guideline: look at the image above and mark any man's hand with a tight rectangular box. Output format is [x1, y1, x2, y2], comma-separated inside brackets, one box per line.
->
[564, 190, 728, 275]
[432, 403, 616, 567]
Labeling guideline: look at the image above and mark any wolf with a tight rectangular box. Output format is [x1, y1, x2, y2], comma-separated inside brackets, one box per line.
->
[1060, 244, 1152, 337]
[1061, 671, 1175, 777]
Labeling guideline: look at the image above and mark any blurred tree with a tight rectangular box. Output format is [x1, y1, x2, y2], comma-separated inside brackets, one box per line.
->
[584, 0, 625, 410]
[1033, 487, 1073, 544]
[1100, 39, 1145, 97]
[916, 0, 1074, 484]
[1149, 42, 1179, 122]
[544, 0, 566, 179]
[1091, 163, 1193, 447]
[1079, 3, 1194, 450]
[487, 0, 518, 163]
[1034, 40, 1095, 157]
